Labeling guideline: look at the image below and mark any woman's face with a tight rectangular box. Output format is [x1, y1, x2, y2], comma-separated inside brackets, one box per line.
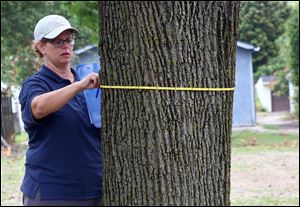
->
[40, 30, 75, 65]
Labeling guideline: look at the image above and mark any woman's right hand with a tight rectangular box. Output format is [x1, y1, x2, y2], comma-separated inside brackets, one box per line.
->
[77, 72, 100, 90]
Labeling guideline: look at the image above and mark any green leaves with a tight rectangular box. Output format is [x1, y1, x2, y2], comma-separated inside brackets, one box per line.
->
[286, 5, 299, 87]
[61, 1, 99, 48]
[1, 1, 98, 85]
[239, 1, 290, 74]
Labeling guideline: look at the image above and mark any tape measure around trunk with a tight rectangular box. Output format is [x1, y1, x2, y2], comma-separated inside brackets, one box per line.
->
[99, 85, 234, 91]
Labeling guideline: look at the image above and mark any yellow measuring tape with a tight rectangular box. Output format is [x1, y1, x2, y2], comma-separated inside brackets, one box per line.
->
[100, 85, 234, 91]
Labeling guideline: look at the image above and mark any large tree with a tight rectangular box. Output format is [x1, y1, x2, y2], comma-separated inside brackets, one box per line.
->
[99, 2, 240, 206]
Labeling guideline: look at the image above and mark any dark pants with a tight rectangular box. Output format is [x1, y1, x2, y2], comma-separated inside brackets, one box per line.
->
[23, 190, 103, 206]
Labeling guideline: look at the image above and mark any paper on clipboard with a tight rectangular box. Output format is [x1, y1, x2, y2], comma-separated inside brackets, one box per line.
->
[75, 63, 101, 128]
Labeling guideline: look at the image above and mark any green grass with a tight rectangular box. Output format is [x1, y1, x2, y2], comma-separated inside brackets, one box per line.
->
[231, 130, 299, 153]
[231, 130, 299, 206]
[15, 133, 28, 143]
[261, 124, 280, 130]
[1, 156, 24, 206]
[1, 131, 299, 206]
[231, 196, 299, 206]
[1, 133, 28, 206]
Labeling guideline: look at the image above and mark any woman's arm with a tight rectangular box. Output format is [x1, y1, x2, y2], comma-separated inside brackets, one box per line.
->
[31, 72, 99, 119]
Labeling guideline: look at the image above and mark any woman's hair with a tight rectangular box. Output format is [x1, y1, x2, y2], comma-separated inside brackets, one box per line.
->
[32, 40, 44, 58]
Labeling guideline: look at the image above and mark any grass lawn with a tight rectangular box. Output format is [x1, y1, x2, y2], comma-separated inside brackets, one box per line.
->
[1, 132, 299, 206]
[1, 133, 28, 206]
[231, 130, 299, 206]
[1, 156, 25, 206]
[232, 196, 299, 206]
[231, 130, 299, 153]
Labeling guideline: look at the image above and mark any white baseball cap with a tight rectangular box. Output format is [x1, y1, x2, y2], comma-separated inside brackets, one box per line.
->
[34, 15, 79, 41]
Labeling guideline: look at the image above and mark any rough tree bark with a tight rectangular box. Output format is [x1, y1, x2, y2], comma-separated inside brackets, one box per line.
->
[99, 1, 240, 206]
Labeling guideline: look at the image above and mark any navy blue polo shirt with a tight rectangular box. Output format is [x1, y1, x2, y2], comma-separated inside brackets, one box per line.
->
[19, 65, 102, 200]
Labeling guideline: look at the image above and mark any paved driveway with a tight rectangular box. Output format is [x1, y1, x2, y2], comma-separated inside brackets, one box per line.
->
[233, 112, 299, 135]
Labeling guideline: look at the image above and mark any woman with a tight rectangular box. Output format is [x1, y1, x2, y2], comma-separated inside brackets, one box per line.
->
[19, 15, 103, 206]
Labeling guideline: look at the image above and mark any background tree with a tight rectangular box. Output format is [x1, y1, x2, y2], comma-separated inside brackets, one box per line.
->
[257, 2, 298, 96]
[66, 1, 99, 46]
[1, 1, 64, 85]
[286, 4, 299, 116]
[1, 1, 98, 86]
[286, 4, 299, 86]
[99, 2, 240, 205]
[238, 1, 290, 79]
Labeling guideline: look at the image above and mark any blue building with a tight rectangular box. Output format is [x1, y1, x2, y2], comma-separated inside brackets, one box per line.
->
[74, 41, 259, 127]
[233, 41, 259, 127]
[74, 44, 99, 65]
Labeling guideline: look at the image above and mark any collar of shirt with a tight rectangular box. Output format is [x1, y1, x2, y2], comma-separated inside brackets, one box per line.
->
[39, 65, 78, 83]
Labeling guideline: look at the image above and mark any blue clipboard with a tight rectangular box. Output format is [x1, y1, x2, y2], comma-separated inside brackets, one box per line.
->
[75, 63, 101, 128]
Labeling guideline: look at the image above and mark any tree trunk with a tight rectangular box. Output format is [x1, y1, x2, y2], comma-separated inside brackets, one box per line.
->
[99, 1, 240, 206]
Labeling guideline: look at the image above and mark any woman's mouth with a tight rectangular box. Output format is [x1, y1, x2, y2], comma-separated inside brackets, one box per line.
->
[61, 52, 70, 57]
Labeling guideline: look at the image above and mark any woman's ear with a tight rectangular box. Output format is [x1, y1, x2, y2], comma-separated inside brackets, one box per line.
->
[37, 41, 46, 56]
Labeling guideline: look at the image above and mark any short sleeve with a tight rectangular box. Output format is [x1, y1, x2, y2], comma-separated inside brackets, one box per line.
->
[18, 77, 48, 126]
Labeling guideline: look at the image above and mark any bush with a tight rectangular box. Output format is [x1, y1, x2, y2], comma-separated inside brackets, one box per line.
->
[255, 96, 267, 112]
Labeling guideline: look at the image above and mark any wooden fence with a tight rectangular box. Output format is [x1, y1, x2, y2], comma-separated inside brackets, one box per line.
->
[1, 94, 15, 144]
